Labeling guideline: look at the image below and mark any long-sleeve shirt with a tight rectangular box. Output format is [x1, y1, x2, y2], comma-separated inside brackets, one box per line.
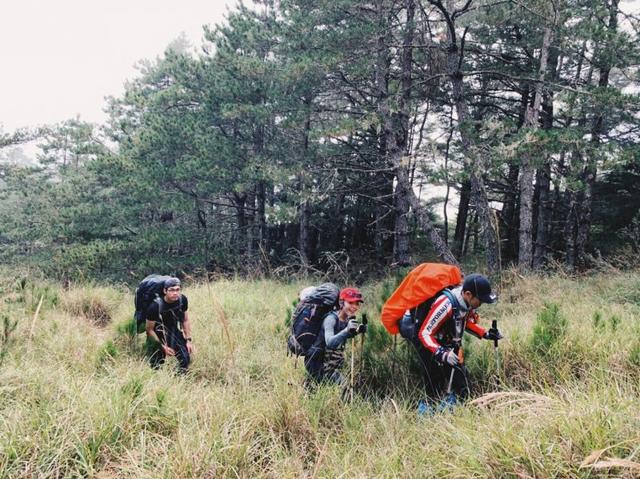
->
[417, 286, 487, 353]
[322, 312, 351, 349]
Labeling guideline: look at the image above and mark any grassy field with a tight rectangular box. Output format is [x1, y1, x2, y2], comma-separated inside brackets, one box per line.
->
[1, 271, 639, 478]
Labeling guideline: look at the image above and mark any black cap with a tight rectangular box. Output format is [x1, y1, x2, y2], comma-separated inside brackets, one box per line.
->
[164, 277, 181, 289]
[462, 274, 497, 304]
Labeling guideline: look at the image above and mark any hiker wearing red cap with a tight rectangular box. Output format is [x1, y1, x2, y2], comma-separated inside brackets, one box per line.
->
[304, 287, 366, 387]
[403, 273, 500, 402]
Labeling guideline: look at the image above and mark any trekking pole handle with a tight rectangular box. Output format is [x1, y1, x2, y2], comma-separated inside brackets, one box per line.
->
[491, 319, 499, 348]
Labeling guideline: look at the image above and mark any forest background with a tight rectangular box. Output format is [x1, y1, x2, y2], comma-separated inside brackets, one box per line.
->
[2, 0, 640, 282]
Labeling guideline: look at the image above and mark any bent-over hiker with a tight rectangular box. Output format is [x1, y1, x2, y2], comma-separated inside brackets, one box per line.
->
[403, 273, 500, 402]
[304, 287, 366, 387]
[145, 277, 194, 373]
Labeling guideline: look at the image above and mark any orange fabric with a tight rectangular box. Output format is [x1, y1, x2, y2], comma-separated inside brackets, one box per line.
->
[380, 263, 462, 334]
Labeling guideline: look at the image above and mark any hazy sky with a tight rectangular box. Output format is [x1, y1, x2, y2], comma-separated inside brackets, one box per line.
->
[0, 0, 233, 132]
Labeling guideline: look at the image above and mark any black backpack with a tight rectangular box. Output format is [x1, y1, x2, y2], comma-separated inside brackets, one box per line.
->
[133, 274, 178, 333]
[287, 283, 340, 356]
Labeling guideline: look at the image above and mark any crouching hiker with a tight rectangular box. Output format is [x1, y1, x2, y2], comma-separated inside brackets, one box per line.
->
[145, 277, 194, 373]
[304, 287, 366, 388]
[408, 273, 500, 403]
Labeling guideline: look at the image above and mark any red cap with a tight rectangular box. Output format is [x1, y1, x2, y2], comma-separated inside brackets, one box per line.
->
[340, 287, 364, 303]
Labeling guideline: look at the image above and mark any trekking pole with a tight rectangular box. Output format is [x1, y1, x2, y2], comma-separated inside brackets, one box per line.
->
[359, 313, 368, 372]
[446, 342, 460, 396]
[443, 339, 462, 408]
[350, 339, 355, 403]
[492, 319, 501, 385]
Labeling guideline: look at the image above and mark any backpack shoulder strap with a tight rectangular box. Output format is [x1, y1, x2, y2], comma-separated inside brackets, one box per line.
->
[154, 296, 164, 311]
[441, 288, 464, 342]
[441, 289, 459, 316]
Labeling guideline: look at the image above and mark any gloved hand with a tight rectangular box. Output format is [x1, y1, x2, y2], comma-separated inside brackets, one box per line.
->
[435, 346, 459, 366]
[484, 328, 503, 341]
[345, 319, 360, 336]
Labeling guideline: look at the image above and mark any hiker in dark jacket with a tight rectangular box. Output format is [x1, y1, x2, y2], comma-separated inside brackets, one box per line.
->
[402, 273, 500, 401]
[145, 277, 194, 373]
[304, 287, 366, 386]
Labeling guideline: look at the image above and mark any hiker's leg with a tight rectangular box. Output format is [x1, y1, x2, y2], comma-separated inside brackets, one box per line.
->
[174, 333, 191, 373]
[146, 337, 165, 369]
[413, 341, 445, 399]
[304, 348, 324, 381]
[451, 364, 470, 399]
[324, 367, 345, 386]
[304, 348, 324, 389]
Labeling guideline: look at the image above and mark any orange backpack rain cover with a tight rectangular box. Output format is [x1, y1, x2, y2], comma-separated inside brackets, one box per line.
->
[380, 263, 462, 334]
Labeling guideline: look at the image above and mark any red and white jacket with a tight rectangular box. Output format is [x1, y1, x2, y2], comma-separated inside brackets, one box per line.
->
[417, 286, 487, 353]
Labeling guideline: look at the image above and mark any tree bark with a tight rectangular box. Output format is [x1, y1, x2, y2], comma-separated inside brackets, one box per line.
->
[533, 163, 551, 269]
[298, 100, 313, 262]
[393, 180, 412, 265]
[533, 44, 559, 269]
[392, 0, 415, 266]
[233, 192, 247, 254]
[452, 180, 471, 258]
[575, 0, 618, 269]
[518, 26, 553, 271]
[374, 171, 394, 261]
[256, 180, 266, 247]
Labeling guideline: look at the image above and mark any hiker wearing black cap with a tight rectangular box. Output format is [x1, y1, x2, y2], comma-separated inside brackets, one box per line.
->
[408, 273, 500, 402]
[145, 277, 194, 373]
[304, 287, 366, 387]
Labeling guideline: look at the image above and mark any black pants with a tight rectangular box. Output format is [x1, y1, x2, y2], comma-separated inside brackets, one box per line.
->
[303, 348, 345, 387]
[412, 340, 469, 400]
[147, 328, 190, 373]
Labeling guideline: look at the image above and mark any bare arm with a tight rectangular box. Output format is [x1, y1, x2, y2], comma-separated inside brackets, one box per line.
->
[182, 312, 194, 354]
[146, 319, 175, 356]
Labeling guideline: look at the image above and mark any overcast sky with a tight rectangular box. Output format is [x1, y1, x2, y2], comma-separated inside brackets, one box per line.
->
[3, 1, 639, 134]
[0, 0, 233, 132]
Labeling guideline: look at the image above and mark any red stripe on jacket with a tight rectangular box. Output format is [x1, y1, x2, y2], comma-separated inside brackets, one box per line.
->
[418, 294, 487, 352]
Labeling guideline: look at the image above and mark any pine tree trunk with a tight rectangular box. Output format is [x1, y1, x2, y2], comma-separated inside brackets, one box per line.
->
[518, 26, 553, 271]
[374, 171, 394, 260]
[430, 0, 500, 272]
[394, 180, 412, 266]
[298, 102, 313, 262]
[533, 45, 559, 270]
[452, 180, 471, 258]
[233, 192, 247, 254]
[533, 163, 551, 269]
[245, 188, 255, 256]
[575, 0, 618, 269]
[256, 181, 266, 248]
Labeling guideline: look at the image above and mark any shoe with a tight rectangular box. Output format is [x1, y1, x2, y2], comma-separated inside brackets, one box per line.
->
[417, 399, 434, 416]
[437, 393, 457, 412]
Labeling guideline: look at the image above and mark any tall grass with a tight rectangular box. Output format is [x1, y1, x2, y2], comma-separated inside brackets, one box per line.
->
[0, 272, 639, 477]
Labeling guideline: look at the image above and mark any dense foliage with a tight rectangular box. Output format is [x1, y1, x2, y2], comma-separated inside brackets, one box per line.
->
[1, 0, 639, 282]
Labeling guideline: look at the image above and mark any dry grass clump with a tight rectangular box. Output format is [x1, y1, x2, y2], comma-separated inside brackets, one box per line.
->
[61, 286, 123, 327]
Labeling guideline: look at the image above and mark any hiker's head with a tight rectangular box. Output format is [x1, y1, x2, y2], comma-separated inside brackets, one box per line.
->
[462, 274, 497, 308]
[163, 277, 181, 302]
[339, 287, 363, 314]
